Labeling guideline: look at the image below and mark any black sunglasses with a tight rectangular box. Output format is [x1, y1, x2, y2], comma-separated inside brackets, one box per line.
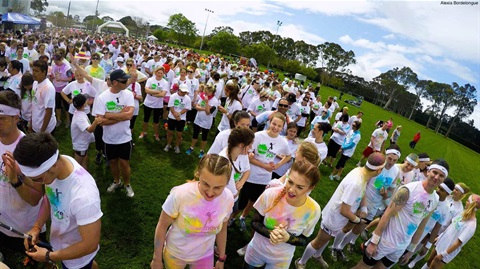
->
[126, 64, 133, 67]
[116, 79, 128, 84]
[92, 58, 99, 60]
[278, 104, 289, 108]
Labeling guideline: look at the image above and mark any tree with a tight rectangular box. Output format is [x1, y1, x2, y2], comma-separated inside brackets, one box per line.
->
[102, 16, 114, 22]
[242, 43, 276, 66]
[211, 26, 234, 36]
[422, 81, 454, 133]
[47, 11, 67, 27]
[10, 0, 26, 13]
[374, 67, 418, 109]
[445, 84, 477, 137]
[408, 79, 429, 120]
[318, 42, 356, 74]
[167, 13, 198, 46]
[153, 29, 169, 42]
[31, 0, 49, 15]
[208, 31, 240, 55]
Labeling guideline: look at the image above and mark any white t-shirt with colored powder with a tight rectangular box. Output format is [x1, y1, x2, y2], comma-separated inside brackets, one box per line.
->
[32, 79, 56, 133]
[71, 110, 95, 151]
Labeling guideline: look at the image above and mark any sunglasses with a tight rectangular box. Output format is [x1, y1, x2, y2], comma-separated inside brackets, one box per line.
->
[92, 58, 99, 60]
[260, 95, 268, 98]
[278, 104, 289, 108]
[116, 79, 128, 84]
[303, 99, 309, 102]
[126, 64, 133, 67]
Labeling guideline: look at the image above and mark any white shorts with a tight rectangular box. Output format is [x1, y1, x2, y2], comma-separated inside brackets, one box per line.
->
[372, 239, 407, 263]
[244, 241, 292, 269]
[321, 222, 342, 237]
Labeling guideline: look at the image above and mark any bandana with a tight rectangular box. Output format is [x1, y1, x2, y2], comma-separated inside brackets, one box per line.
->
[429, 164, 449, 178]
[18, 150, 59, 178]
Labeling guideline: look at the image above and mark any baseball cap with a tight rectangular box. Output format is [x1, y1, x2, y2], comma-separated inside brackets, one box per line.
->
[334, 96, 338, 100]
[110, 69, 130, 81]
[179, 84, 189, 93]
[116, 57, 124, 63]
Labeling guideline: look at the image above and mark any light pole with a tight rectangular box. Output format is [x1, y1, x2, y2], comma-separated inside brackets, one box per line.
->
[267, 20, 282, 70]
[92, 0, 100, 32]
[200, 8, 214, 51]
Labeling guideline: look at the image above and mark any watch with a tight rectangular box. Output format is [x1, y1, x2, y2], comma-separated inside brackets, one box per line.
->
[45, 250, 52, 263]
[11, 175, 24, 189]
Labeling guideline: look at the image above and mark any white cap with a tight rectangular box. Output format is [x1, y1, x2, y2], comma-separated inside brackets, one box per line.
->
[116, 57, 124, 62]
[179, 84, 189, 93]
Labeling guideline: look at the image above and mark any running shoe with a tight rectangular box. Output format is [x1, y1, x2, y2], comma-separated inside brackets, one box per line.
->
[186, 147, 194, 155]
[237, 245, 247, 256]
[95, 153, 102, 165]
[239, 217, 247, 232]
[294, 258, 306, 269]
[346, 243, 354, 255]
[312, 254, 329, 268]
[360, 229, 369, 241]
[228, 218, 236, 227]
[107, 181, 122, 193]
[154, 134, 160, 141]
[331, 248, 338, 262]
[334, 175, 341, 181]
[125, 185, 135, 198]
[336, 249, 349, 262]
[198, 150, 204, 159]
[329, 174, 335, 181]
[164, 145, 171, 152]
[407, 261, 416, 269]
[139, 132, 146, 139]
[174, 146, 180, 154]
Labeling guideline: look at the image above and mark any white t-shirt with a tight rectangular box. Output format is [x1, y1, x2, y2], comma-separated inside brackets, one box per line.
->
[62, 81, 97, 114]
[395, 164, 416, 186]
[23, 47, 39, 62]
[32, 79, 57, 133]
[331, 122, 351, 145]
[286, 102, 301, 122]
[219, 147, 250, 201]
[207, 129, 231, 154]
[435, 214, 477, 263]
[446, 196, 464, 226]
[247, 131, 290, 185]
[71, 110, 95, 151]
[90, 78, 109, 117]
[217, 99, 242, 132]
[297, 103, 310, 127]
[421, 199, 450, 239]
[0, 132, 45, 238]
[194, 96, 219, 129]
[248, 186, 321, 262]
[380, 181, 439, 250]
[240, 85, 258, 109]
[308, 115, 330, 138]
[368, 128, 388, 151]
[126, 82, 141, 116]
[186, 77, 200, 101]
[341, 129, 361, 157]
[46, 156, 103, 268]
[365, 165, 400, 218]
[255, 111, 291, 136]
[348, 115, 362, 126]
[168, 93, 191, 121]
[273, 138, 298, 177]
[248, 97, 271, 121]
[5, 72, 22, 96]
[144, 77, 169, 108]
[92, 89, 134, 144]
[322, 168, 366, 230]
[303, 137, 327, 162]
[162, 181, 233, 261]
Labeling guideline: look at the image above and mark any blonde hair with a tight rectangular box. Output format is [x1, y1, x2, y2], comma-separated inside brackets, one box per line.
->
[297, 141, 320, 167]
[269, 112, 286, 125]
[457, 182, 471, 200]
[192, 154, 232, 183]
[462, 194, 479, 221]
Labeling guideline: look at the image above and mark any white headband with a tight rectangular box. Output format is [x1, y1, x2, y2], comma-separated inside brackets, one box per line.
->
[429, 164, 449, 178]
[406, 156, 418, 167]
[0, 104, 20, 116]
[386, 149, 401, 157]
[440, 183, 453, 194]
[18, 150, 59, 178]
[468, 196, 479, 211]
[419, 157, 430, 162]
[455, 184, 464, 194]
[366, 161, 385, 170]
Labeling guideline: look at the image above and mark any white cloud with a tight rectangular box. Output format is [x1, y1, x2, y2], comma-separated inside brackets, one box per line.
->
[382, 34, 396, 40]
[273, 0, 377, 16]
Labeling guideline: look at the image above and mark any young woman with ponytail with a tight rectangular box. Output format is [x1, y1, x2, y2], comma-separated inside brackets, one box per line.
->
[422, 194, 479, 269]
[242, 160, 321, 269]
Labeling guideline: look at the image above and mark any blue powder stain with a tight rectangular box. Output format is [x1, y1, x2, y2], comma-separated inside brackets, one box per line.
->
[407, 223, 418, 235]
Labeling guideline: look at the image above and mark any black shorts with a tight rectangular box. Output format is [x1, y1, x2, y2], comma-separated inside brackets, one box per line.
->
[0, 230, 48, 264]
[327, 140, 342, 158]
[104, 141, 133, 161]
[167, 118, 186, 132]
[55, 92, 69, 110]
[75, 149, 88, 157]
[143, 105, 163, 124]
[362, 241, 395, 267]
[238, 182, 267, 211]
[335, 154, 350, 169]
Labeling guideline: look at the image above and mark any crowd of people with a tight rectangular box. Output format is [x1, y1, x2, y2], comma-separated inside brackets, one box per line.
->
[0, 28, 478, 269]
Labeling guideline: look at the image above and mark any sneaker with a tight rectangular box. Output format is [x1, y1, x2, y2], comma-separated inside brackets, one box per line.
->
[56, 120, 61, 128]
[125, 185, 135, 198]
[294, 258, 306, 269]
[360, 229, 369, 241]
[65, 122, 70, 129]
[154, 134, 160, 141]
[312, 255, 329, 268]
[107, 181, 122, 193]
[198, 150, 204, 159]
[164, 145, 171, 152]
[329, 174, 335, 181]
[336, 249, 349, 262]
[228, 218, 236, 227]
[237, 245, 247, 256]
[186, 147, 194, 155]
[331, 248, 338, 262]
[174, 146, 180, 154]
[95, 153, 102, 165]
[334, 175, 341, 181]
[346, 243, 354, 255]
[239, 217, 247, 232]
[407, 261, 416, 269]
[139, 132, 146, 139]
[164, 123, 168, 130]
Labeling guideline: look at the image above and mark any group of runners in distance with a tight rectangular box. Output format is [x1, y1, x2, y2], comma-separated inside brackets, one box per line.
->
[0, 27, 477, 269]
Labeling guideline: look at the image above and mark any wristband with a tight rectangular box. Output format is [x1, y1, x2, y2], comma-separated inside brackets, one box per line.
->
[11, 175, 24, 188]
[349, 216, 361, 224]
[407, 243, 418, 252]
[45, 250, 52, 263]
[425, 241, 432, 249]
[360, 206, 368, 213]
[371, 233, 381, 245]
[217, 255, 227, 262]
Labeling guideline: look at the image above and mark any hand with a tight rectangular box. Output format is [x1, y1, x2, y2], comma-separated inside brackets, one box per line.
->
[235, 181, 245, 191]
[269, 224, 290, 245]
[1, 151, 20, 182]
[93, 117, 103, 125]
[357, 211, 367, 219]
[214, 260, 225, 269]
[25, 245, 50, 262]
[399, 251, 413, 265]
[434, 253, 444, 261]
[150, 258, 163, 269]
[365, 242, 377, 259]
[264, 162, 274, 172]
[24, 226, 41, 251]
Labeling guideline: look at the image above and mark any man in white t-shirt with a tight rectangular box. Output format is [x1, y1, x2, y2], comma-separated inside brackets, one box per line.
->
[15, 133, 102, 269]
[357, 122, 388, 167]
[353, 159, 448, 269]
[31, 60, 56, 133]
[93, 69, 135, 197]
[0, 91, 45, 266]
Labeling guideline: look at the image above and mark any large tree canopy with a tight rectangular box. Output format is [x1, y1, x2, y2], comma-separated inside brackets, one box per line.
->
[167, 13, 198, 46]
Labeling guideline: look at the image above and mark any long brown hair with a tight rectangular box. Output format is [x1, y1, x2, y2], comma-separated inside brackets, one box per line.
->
[227, 127, 254, 174]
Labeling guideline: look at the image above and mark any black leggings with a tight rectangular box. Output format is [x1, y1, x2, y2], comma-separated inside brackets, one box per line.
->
[143, 106, 163, 124]
[94, 124, 104, 152]
[192, 123, 210, 141]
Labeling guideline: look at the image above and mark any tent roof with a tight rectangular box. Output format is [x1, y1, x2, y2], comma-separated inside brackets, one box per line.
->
[1, 12, 40, 25]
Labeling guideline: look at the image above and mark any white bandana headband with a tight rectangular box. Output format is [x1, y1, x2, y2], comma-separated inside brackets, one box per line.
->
[419, 157, 430, 162]
[468, 195, 479, 211]
[18, 150, 59, 178]
[0, 104, 20, 116]
[428, 164, 449, 178]
[455, 184, 464, 194]
[440, 183, 453, 194]
[385, 149, 401, 158]
[366, 161, 385, 170]
[406, 156, 418, 167]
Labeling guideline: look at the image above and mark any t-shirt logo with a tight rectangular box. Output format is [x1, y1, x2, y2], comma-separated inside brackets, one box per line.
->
[200, 100, 206, 107]
[234, 172, 241, 182]
[151, 84, 157, 90]
[257, 105, 265, 112]
[258, 144, 268, 155]
[73, 89, 82, 95]
[106, 101, 117, 111]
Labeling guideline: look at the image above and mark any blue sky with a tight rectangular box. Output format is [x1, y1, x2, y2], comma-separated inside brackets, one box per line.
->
[47, 0, 480, 128]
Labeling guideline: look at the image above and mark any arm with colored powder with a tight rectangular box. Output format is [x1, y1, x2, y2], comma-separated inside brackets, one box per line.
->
[151, 210, 175, 269]
[214, 220, 228, 269]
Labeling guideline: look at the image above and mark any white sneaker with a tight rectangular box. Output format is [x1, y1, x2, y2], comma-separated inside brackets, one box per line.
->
[107, 181, 122, 193]
[125, 185, 135, 198]
[295, 258, 306, 269]
[334, 175, 341, 181]
[313, 254, 329, 268]
[174, 146, 180, 154]
[164, 145, 171, 152]
[329, 174, 335, 180]
[237, 245, 247, 256]
[138, 132, 146, 139]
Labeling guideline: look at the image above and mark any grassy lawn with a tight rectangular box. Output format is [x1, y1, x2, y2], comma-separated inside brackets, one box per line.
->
[5, 85, 479, 269]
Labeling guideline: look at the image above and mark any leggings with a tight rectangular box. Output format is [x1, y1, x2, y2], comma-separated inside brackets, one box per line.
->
[192, 123, 210, 141]
[143, 105, 163, 124]
[94, 124, 104, 152]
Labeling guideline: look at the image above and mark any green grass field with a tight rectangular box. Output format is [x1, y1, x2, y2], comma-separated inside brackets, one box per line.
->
[5, 85, 480, 269]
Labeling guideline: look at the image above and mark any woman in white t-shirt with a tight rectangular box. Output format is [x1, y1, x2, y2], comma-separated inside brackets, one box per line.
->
[304, 122, 332, 162]
[150, 154, 234, 269]
[207, 110, 250, 155]
[424, 194, 479, 268]
[324, 114, 351, 167]
[244, 160, 321, 269]
[217, 82, 242, 132]
[140, 66, 168, 141]
[70, 94, 101, 170]
[272, 122, 299, 179]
